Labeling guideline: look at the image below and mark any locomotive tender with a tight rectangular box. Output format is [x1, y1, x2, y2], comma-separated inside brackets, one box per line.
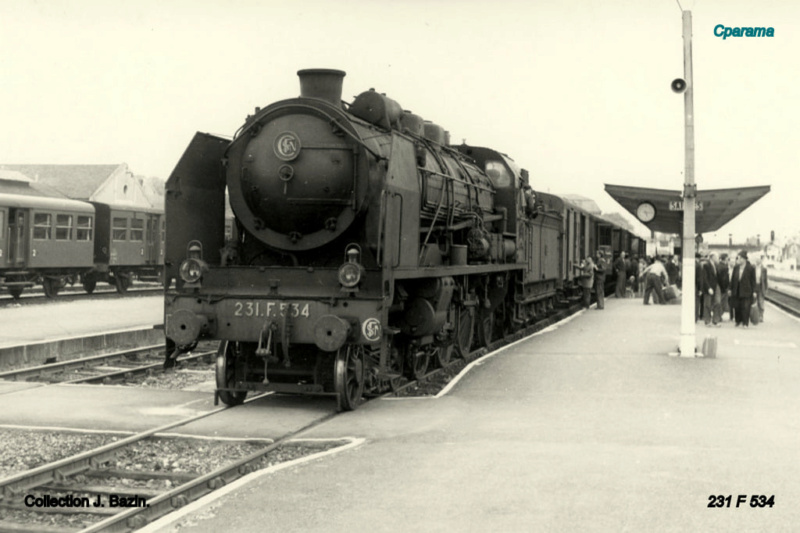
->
[164, 69, 641, 410]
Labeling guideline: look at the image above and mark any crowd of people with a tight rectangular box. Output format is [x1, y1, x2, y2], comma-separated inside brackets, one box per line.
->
[574, 249, 770, 328]
[695, 250, 769, 328]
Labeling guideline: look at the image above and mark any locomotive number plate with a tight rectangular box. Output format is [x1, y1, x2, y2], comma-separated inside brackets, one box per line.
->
[232, 301, 311, 319]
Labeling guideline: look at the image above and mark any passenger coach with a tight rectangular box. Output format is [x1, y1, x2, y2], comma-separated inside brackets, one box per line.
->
[0, 193, 94, 298]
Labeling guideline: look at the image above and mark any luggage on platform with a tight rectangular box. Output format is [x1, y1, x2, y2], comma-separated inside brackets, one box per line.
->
[665, 284, 681, 304]
[702, 335, 718, 358]
[750, 303, 761, 325]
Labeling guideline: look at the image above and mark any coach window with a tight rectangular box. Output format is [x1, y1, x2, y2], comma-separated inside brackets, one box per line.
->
[112, 217, 128, 241]
[76, 216, 93, 240]
[33, 213, 52, 240]
[56, 214, 73, 240]
[130, 218, 144, 241]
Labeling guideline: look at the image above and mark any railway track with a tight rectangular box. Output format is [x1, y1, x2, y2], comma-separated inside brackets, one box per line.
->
[766, 285, 800, 317]
[0, 298, 585, 531]
[0, 344, 214, 389]
[0, 285, 162, 305]
[0, 397, 350, 532]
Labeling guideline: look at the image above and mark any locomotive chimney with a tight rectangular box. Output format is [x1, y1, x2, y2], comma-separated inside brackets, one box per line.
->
[297, 69, 346, 106]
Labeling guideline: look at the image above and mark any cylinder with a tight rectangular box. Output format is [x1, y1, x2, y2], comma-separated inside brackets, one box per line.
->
[503, 239, 516, 259]
[297, 69, 346, 106]
[400, 298, 445, 337]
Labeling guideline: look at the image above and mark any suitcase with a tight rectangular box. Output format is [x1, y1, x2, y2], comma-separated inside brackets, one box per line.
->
[750, 303, 761, 325]
[664, 285, 676, 301]
[702, 335, 717, 358]
[665, 285, 681, 304]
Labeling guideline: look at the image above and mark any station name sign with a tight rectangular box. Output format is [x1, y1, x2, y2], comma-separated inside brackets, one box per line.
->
[669, 201, 703, 211]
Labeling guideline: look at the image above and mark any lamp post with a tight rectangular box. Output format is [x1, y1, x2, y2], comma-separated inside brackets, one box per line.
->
[678, 10, 698, 358]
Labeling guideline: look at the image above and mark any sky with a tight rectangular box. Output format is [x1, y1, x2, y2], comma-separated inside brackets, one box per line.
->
[2, 0, 798, 245]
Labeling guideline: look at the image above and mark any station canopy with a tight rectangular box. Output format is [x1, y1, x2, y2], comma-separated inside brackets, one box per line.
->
[604, 184, 770, 235]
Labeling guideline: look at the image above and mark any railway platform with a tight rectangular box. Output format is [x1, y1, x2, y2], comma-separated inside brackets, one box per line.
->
[0, 295, 163, 369]
[144, 296, 800, 533]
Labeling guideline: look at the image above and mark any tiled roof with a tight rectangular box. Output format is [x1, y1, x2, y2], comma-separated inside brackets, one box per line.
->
[0, 170, 32, 184]
[0, 164, 121, 200]
[0, 179, 69, 199]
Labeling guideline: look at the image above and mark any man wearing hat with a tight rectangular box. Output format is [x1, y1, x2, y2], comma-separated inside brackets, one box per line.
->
[729, 250, 757, 327]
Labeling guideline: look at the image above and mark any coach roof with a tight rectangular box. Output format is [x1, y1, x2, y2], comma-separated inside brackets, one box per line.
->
[0, 192, 94, 213]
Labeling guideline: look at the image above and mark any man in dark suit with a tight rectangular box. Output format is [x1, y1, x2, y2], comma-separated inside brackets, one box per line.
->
[665, 255, 679, 287]
[614, 251, 627, 298]
[717, 253, 730, 321]
[729, 250, 757, 327]
[702, 252, 722, 326]
[695, 254, 704, 322]
[726, 254, 737, 322]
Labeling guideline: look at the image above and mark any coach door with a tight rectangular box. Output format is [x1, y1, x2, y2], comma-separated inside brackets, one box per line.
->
[145, 215, 159, 264]
[8, 209, 27, 266]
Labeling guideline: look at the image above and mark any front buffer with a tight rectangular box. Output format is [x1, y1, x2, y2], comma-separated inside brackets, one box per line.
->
[165, 269, 385, 411]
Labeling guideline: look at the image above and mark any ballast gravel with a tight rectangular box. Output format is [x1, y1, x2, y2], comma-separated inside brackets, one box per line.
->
[1, 430, 346, 530]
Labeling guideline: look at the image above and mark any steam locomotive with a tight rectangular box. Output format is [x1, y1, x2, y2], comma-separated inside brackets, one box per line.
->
[164, 69, 643, 410]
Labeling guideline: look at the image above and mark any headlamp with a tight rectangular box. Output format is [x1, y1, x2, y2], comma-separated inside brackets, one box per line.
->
[338, 262, 362, 288]
[179, 258, 207, 284]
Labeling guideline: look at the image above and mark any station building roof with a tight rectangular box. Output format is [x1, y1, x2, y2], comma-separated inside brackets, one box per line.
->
[604, 184, 771, 235]
[0, 164, 120, 199]
[0, 170, 70, 199]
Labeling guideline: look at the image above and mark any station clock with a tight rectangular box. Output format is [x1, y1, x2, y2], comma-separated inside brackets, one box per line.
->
[636, 201, 656, 223]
